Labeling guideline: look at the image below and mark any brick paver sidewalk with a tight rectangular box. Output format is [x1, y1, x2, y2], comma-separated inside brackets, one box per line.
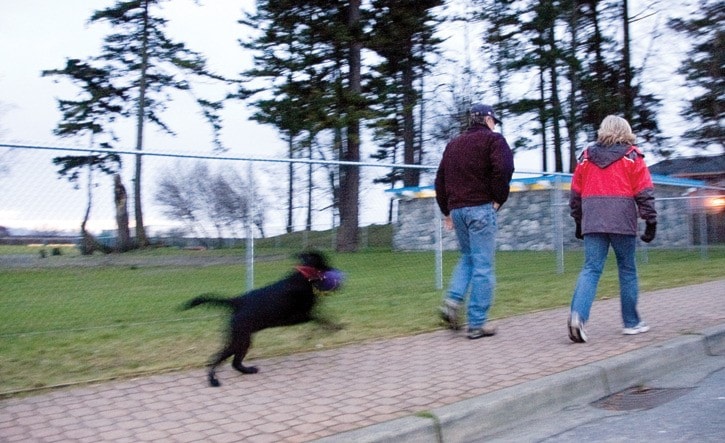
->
[1, 280, 723, 443]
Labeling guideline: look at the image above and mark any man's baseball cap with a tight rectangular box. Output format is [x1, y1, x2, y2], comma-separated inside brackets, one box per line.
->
[470, 103, 501, 124]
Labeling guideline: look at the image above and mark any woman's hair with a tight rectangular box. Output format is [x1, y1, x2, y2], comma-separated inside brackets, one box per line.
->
[597, 115, 636, 145]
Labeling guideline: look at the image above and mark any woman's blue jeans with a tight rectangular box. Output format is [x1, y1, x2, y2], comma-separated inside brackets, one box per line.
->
[571, 233, 642, 328]
[446, 204, 497, 329]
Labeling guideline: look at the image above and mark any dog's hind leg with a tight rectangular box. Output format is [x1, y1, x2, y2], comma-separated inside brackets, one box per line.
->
[230, 332, 258, 374]
[207, 347, 234, 387]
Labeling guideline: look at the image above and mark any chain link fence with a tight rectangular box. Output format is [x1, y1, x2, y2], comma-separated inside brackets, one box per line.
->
[1, 143, 723, 394]
[2, 143, 724, 267]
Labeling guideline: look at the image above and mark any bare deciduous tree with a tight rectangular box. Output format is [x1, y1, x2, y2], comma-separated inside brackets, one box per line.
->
[155, 162, 265, 246]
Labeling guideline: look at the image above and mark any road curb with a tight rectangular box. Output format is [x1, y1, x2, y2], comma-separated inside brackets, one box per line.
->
[316, 323, 725, 443]
[703, 324, 725, 355]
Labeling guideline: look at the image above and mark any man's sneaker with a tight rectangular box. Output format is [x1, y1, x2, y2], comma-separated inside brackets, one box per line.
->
[568, 312, 588, 343]
[467, 325, 496, 339]
[622, 322, 650, 335]
[439, 300, 461, 330]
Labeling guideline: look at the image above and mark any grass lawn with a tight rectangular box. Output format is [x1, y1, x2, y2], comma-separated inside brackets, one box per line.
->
[1, 245, 723, 396]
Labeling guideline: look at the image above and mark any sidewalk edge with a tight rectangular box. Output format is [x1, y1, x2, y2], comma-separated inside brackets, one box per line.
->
[316, 324, 725, 443]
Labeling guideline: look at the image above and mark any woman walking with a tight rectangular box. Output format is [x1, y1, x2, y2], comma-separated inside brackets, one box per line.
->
[568, 115, 657, 343]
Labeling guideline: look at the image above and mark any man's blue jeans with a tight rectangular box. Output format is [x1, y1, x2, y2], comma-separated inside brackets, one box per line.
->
[446, 204, 497, 328]
[571, 233, 642, 328]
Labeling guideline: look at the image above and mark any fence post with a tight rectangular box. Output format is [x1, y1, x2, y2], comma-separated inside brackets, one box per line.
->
[553, 174, 565, 274]
[246, 162, 255, 291]
[361, 225, 368, 250]
[434, 199, 443, 290]
[698, 208, 708, 259]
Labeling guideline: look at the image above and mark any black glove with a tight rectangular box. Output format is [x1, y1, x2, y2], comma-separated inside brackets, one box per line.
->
[640, 221, 657, 243]
[575, 222, 583, 240]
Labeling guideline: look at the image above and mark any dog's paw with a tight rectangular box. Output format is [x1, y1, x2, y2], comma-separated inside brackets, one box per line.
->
[208, 375, 221, 387]
[234, 364, 259, 374]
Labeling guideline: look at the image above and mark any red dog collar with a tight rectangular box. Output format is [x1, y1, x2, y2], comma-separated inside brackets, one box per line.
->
[295, 265, 324, 281]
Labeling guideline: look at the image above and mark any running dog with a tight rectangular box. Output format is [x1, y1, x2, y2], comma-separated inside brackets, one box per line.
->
[182, 251, 344, 387]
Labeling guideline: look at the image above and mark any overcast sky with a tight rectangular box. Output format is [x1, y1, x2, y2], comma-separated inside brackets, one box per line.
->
[0, 0, 279, 153]
[0, 0, 705, 234]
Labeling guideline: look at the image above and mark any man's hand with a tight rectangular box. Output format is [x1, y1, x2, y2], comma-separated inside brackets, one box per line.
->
[640, 221, 657, 243]
[444, 215, 454, 231]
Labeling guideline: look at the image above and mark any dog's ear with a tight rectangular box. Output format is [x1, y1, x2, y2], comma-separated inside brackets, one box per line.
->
[297, 252, 312, 267]
[298, 250, 330, 270]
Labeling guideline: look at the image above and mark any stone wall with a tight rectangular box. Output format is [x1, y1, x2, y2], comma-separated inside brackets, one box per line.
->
[392, 183, 696, 251]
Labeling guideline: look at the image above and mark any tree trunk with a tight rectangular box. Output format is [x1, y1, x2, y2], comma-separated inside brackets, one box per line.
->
[547, 23, 564, 172]
[591, 2, 607, 128]
[337, 0, 362, 252]
[287, 135, 295, 233]
[402, 43, 419, 187]
[567, 5, 580, 173]
[78, 164, 112, 255]
[79, 225, 111, 255]
[114, 174, 132, 252]
[622, 0, 633, 122]
[538, 66, 548, 172]
[133, 0, 150, 248]
[306, 140, 313, 231]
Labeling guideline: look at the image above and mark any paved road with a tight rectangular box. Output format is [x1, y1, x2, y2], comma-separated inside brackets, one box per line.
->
[482, 354, 725, 442]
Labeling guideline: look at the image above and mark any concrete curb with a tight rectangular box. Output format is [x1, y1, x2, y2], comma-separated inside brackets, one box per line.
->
[316, 323, 725, 443]
[703, 324, 725, 356]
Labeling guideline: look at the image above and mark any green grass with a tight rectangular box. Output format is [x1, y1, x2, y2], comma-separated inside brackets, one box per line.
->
[1, 246, 723, 396]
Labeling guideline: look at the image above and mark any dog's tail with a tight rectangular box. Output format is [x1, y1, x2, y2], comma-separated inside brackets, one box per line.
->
[181, 293, 235, 311]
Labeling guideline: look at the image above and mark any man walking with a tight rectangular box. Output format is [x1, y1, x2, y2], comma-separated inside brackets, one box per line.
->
[435, 104, 515, 339]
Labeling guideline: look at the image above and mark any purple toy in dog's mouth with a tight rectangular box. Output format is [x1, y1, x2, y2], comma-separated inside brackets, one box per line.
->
[295, 265, 345, 292]
[316, 268, 345, 292]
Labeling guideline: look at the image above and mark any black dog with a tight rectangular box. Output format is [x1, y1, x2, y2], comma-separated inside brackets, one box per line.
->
[182, 251, 343, 387]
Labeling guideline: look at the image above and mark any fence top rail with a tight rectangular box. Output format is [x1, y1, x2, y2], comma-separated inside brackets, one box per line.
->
[4, 142, 723, 191]
[1, 142, 433, 170]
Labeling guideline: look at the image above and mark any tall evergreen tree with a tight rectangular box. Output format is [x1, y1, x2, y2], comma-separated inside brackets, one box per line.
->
[475, 0, 569, 171]
[669, 0, 724, 150]
[85, 0, 231, 247]
[42, 59, 124, 254]
[562, 0, 583, 172]
[577, 0, 661, 152]
[238, 0, 365, 251]
[238, 2, 340, 233]
[339, 0, 363, 251]
[539, 0, 565, 171]
[473, 0, 661, 170]
[367, 0, 443, 188]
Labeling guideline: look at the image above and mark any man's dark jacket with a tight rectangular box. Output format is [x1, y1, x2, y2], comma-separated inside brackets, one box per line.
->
[435, 124, 515, 216]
